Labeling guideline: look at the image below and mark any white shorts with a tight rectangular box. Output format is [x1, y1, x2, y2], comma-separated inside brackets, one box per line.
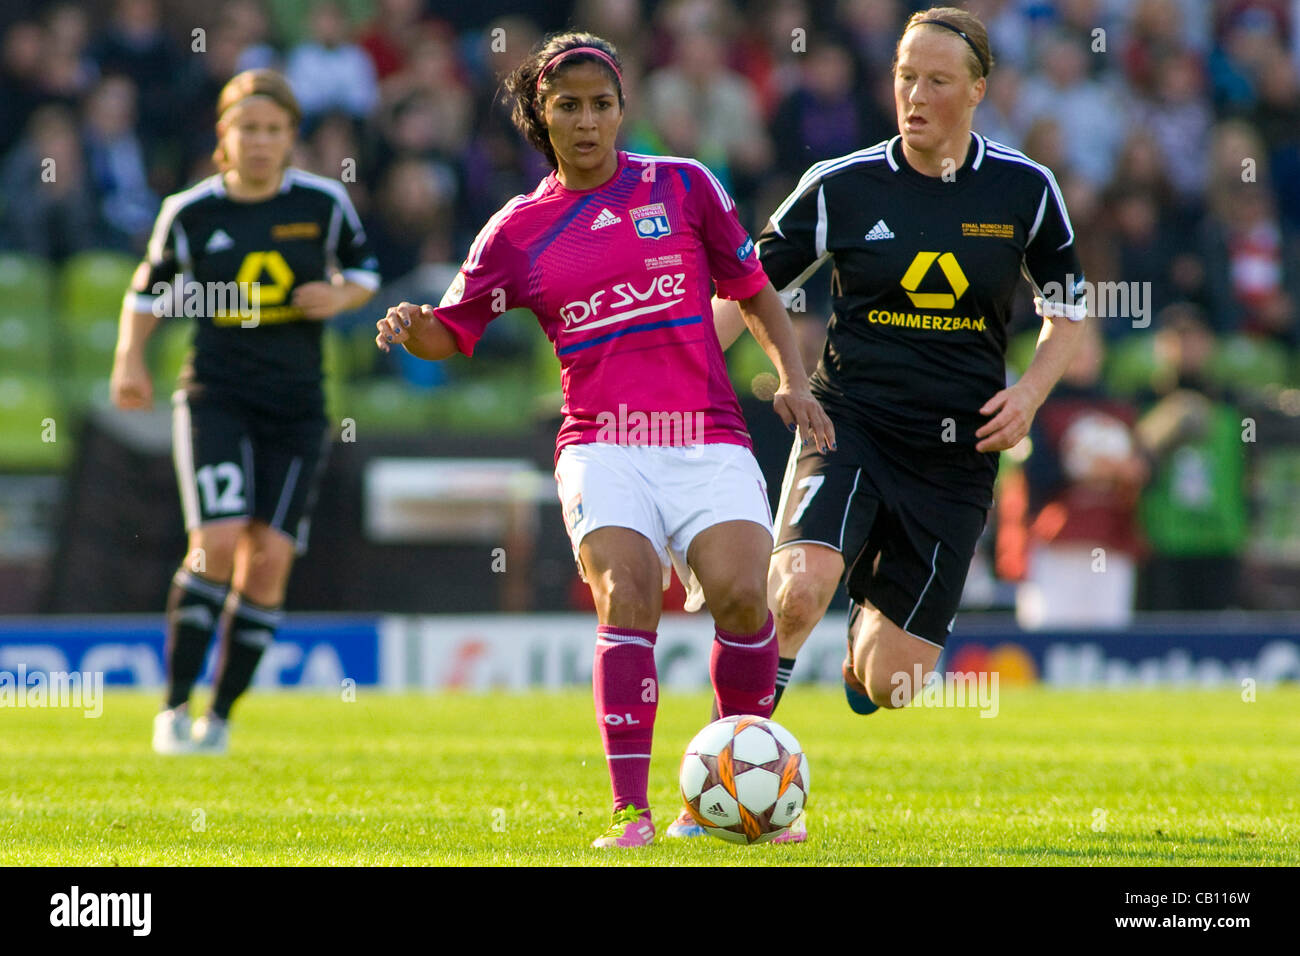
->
[554, 443, 773, 611]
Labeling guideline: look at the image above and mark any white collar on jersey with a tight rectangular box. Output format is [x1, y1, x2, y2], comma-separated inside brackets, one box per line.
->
[213, 167, 295, 197]
[886, 132, 986, 173]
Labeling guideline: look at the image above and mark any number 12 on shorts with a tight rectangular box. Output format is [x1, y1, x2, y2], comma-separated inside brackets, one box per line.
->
[195, 462, 247, 515]
[789, 475, 824, 525]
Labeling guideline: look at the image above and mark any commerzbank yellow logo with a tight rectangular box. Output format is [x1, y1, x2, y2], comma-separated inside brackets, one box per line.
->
[900, 251, 968, 309]
[235, 250, 294, 305]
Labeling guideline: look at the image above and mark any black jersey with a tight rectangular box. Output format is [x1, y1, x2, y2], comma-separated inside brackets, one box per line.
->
[130, 168, 380, 417]
[757, 133, 1085, 502]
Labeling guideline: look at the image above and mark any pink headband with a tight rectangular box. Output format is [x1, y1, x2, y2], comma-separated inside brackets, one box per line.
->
[536, 46, 622, 93]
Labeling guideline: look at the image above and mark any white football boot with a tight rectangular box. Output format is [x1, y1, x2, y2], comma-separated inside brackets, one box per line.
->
[190, 713, 230, 755]
[152, 706, 195, 755]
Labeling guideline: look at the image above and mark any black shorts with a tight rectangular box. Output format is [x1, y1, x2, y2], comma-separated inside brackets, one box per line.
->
[772, 420, 988, 647]
[171, 389, 329, 552]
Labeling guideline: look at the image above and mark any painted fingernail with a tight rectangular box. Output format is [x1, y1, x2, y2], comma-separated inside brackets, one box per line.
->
[403, 318, 411, 327]
[830, 442, 837, 450]
[788, 424, 797, 432]
[386, 335, 393, 342]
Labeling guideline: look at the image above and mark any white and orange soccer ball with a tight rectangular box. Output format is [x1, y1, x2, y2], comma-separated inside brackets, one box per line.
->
[678, 715, 810, 844]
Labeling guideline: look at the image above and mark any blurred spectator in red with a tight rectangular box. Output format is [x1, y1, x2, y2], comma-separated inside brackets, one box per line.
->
[83, 74, 157, 252]
[1016, 325, 1148, 629]
[377, 24, 472, 160]
[0, 105, 102, 261]
[358, 0, 429, 81]
[1123, 0, 1195, 97]
[285, 0, 378, 129]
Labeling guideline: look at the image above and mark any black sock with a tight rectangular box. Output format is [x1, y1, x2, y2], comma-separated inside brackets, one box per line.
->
[770, 656, 797, 713]
[211, 594, 281, 720]
[164, 569, 228, 710]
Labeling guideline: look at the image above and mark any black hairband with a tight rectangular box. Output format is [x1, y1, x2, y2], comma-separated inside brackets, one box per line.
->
[913, 18, 988, 76]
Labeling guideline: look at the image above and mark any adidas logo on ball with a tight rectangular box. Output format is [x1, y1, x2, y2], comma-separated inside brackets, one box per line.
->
[679, 715, 810, 844]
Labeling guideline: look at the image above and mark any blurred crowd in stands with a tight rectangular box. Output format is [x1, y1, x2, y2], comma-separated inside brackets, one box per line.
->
[3, 0, 1300, 616]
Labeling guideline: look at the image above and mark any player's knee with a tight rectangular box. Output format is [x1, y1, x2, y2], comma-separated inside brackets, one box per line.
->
[708, 579, 769, 635]
[864, 659, 920, 709]
[186, 529, 239, 578]
[773, 574, 834, 634]
[594, 576, 659, 628]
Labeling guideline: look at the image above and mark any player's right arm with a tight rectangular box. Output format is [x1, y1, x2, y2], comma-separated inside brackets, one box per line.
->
[375, 302, 458, 360]
[375, 198, 527, 362]
[111, 197, 187, 411]
[110, 301, 160, 410]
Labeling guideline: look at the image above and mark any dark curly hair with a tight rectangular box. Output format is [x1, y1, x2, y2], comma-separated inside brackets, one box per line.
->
[503, 32, 624, 169]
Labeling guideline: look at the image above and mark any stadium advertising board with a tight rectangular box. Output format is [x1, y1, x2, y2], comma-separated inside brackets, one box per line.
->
[1, 615, 1294, 690]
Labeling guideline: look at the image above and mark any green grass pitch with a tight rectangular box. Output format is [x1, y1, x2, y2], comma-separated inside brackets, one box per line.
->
[2, 686, 1296, 865]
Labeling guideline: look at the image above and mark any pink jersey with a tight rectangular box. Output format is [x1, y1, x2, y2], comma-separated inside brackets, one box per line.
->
[434, 151, 769, 458]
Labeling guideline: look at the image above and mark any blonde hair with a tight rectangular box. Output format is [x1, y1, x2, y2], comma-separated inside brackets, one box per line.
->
[896, 7, 994, 81]
[211, 69, 302, 172]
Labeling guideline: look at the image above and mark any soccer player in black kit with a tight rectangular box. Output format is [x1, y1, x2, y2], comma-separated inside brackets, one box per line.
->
[708, 9, 1089, 724]
[110, 69, 379, 754]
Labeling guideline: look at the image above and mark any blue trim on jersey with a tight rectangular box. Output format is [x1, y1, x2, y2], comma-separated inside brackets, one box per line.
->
[532, 195, 596, 256]
[557, 315, 703, 356]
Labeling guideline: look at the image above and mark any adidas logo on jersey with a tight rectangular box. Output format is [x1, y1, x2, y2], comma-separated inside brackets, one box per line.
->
[865, 219, 895, 241]
[591, 207, 622, 230]
[205, 229, 235, 252]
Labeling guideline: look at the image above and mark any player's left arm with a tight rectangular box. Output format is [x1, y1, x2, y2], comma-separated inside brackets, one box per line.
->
[294, 189, 382, 319]
[977, 314, 1088, 452]
[293, 275, 376, 320]
[977, 178, 1089, 453]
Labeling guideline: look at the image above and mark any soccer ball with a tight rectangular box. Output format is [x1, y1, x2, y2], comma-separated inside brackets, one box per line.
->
[678, 715, 810, 844]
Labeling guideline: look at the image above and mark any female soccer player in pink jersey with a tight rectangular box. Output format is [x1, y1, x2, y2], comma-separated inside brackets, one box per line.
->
[376, 32, 833, 848]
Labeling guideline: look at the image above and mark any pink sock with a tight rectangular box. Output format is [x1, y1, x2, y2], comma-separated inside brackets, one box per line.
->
[593, 625, 658, 813]
[711, 611, 778, 718]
